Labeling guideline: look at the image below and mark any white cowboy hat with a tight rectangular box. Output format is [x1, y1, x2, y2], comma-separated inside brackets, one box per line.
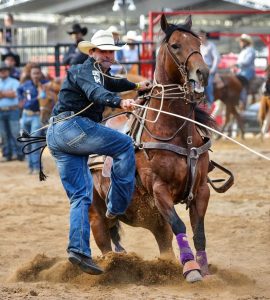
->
[238, 33, 253, 44]
[107, 25, 121, 35]
[123, 30, 140, 42]
[78, 30, 122, 54]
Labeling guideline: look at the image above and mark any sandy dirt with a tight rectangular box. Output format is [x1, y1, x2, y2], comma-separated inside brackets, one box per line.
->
[0, 137, 269, 300]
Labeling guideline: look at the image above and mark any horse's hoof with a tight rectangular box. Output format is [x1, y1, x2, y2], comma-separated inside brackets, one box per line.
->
[114, 244, 126, 253]
[185, 270, 203, 283]
[183, 260, 202, 283]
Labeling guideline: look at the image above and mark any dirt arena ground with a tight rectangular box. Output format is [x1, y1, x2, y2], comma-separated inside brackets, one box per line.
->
[0, 137, 269, 300]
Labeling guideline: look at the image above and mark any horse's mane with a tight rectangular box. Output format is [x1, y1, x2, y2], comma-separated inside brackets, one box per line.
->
[195, 107, 218, 135]
[162, 22, 198, 44]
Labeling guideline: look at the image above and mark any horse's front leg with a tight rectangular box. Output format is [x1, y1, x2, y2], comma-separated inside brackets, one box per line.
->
[189, 181, 210, 276]
[153, 179, 202, 282]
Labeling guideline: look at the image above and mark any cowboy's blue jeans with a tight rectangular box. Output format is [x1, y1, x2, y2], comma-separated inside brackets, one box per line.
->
[46, 113, 135, 257]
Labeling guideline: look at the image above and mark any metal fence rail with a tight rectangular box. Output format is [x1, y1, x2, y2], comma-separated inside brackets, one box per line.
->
[0, 41, 156, 78]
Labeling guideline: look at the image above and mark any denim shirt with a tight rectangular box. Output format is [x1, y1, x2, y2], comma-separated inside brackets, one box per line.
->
[52, 57, 136, 122]
[17, 79, 49, 112]
[237, 46, 256, 81]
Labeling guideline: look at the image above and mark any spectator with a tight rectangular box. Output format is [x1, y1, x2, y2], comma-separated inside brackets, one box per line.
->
[20, 62, 47, 84]
[0, 62, 22, 162]
[122, 30, 140, 74]
[235, 34, 256, 110]
[2, 51, 21, 80]
[63, 23, 89, 66]
[107, 26, 124, 75]
[17, 65, 48, 174]
[199, 30, 220, 108]
[0, 13, 17, 54]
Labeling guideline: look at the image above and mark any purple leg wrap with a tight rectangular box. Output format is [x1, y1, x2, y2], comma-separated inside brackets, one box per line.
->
[196, 250, 209, 276]
[176, 233, 194, 265]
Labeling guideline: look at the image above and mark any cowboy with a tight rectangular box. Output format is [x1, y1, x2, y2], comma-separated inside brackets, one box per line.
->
[46, 29, 152, 275]
[2, 51, 21, 80]
[63, 23, 89, 66]
[235, 34, 256, 109]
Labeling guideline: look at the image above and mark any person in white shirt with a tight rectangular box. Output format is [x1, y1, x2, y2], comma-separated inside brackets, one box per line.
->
[199, 30, 220, 108]
[122, 31, 140, 74]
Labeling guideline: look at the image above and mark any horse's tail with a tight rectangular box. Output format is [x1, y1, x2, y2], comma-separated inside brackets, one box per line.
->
[195, 106, 218, 135]
[110, 220, 126, 252]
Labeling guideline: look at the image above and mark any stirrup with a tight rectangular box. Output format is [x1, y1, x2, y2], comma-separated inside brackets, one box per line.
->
[207, 160, 234, 193]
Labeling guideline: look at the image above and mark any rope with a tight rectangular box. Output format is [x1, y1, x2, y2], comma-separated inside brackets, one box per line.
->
[132, 103, 270, 161]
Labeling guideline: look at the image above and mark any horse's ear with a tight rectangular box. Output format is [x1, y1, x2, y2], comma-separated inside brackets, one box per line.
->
[160, 14, 169, 33]
[184, 15, 192, 30]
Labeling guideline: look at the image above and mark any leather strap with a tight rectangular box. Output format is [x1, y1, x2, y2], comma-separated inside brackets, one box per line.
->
[141, 138, 211, 158]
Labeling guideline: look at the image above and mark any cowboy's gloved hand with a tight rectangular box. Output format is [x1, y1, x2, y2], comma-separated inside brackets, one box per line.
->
[136, 80, 152, 92]
[120, 98, 135, 110]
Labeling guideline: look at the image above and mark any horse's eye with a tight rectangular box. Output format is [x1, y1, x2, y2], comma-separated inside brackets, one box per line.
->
[171, 44, 180, 50]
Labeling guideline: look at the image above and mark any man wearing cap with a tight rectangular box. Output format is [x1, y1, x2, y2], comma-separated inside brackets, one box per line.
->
[46, 29, 152, 275]
[2, 51, 21, 80]
[235, 34, 256, 109]
[0, 62, 21, 162]
[63, 23, 89, 66]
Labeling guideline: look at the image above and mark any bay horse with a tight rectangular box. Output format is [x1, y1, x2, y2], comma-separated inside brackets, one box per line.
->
[38, 78, 62, 125]
[258, 66, 270, 139]
[213, 72, 245, 138]
[90, 15, 216, 283]
[213, 75, 263, 139]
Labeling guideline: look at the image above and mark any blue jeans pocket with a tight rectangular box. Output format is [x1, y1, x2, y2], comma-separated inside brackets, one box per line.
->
[57, 120, 87, 149]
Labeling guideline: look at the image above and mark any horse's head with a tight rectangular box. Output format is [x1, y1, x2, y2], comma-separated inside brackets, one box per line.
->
[39, 97, 54, 125]
[157, 14, 209, 95]
[38, 80, 61, 125]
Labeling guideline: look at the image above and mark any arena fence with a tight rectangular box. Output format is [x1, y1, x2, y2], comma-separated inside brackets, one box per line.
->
[0, 41, 156, 79]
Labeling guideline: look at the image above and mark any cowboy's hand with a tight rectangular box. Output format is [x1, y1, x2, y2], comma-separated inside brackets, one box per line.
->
[136, 80, 152, 91]
[120, 98, 135, 110]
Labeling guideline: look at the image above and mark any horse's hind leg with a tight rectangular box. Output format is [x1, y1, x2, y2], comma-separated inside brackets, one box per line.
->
[261, 111, 270, 140]
[189, 182, 210, 276]
[153, 180, 202, 282]
[231, 105, 245, 139]
[90, 190, 113, 255]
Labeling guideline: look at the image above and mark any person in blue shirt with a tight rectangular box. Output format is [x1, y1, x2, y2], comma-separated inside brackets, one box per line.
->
[0, 62, 21, 162]
[235, 34, 256, 110]
[17, 64, 48, 173]
[46, 30, 151, 275]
